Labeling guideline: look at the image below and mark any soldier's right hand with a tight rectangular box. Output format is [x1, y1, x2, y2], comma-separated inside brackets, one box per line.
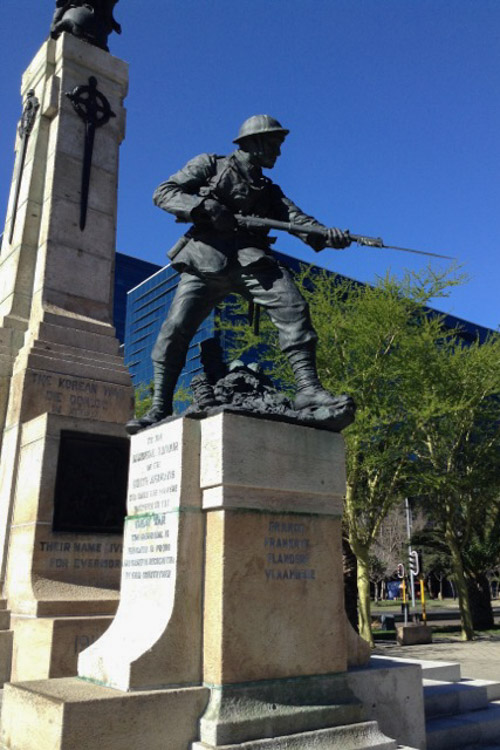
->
[200, 198, 237, 232]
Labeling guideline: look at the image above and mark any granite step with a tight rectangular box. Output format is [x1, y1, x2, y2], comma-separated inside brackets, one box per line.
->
[426, 702, 500, 750]
[424, 679, 494, 718]
[459, 679, 500, 702]
[382, 656, 462, 683]
[193, 720, 400, 749]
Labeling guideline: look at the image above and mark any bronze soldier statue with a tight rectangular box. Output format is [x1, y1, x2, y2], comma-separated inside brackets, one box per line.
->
[126, 115, 351, 434]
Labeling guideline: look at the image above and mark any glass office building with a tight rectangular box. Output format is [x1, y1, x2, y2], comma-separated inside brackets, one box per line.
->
[114, 252, 161, 343]
[122, 250, 492, 392]
[124, 263, 217, 391]
[123, 250, 304, 391]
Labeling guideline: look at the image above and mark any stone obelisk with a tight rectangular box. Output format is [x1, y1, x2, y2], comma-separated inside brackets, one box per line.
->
[0, 30, 133, 682]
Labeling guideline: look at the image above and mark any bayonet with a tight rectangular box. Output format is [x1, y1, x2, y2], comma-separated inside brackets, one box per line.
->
[234, 214, 454, 260]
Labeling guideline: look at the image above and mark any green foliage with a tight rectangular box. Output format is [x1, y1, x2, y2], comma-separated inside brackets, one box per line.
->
[218, 262, 500, 640]
[134, 381, 193, 418]
[219, 263, 470, 642]
[409, 327, 500, 638]
[134, 382, 153, 418]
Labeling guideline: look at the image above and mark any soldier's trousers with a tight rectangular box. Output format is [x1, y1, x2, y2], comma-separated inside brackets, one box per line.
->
[151, 258, 317, 373]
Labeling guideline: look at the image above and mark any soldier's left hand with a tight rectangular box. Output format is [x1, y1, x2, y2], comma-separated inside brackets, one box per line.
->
[326, 228, 351, 249]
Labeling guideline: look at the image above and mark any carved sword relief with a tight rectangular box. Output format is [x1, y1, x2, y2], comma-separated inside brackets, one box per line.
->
[66, 76, 115, 231]
[8, 89, 40, 244]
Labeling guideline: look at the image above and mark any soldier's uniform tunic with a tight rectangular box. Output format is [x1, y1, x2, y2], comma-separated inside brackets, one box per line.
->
[152, 149, 326, 373]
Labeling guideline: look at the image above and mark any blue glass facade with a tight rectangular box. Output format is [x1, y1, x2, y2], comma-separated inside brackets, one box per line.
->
[124, 263, 216, 390]
[114, 252, 161, 343]
[122, 249, 308, 390]
[121, 249, 492, 391]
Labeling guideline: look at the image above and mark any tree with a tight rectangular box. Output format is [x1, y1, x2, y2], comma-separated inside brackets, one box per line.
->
[342, 532, 358, 631]
[409, 331, 500, 639]
[371, 504, 426, 600]
[220, 264, 465, 644]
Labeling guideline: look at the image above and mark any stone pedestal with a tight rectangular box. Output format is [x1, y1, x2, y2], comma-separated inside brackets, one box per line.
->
[0, 679, 209, 750]
[0, 413, 423, 750]
[195, 414, 376, 749]
[0, 33, 133, 682]
[200, 413, 347, 688]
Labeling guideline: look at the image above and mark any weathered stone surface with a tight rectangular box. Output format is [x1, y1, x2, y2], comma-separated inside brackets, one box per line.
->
[199, 411, 345, 515]
[396, 623, 433, 646]
[0, 31, 132, 611]
[199, 674, 364, 746]
[347, 656, 426, 750]
[0, 678, 209, 750]
[10, 615, 114, 681]
[0, 414, 123, 682]
[0, 412, 421, 750]
[0, 20, 132, 696]
[199, 412, 347, 686]
[192, 721, 398, 750]
[4, 414, 125, 608]
[0, 31, 131, 441]
[203, 509, 346, 685]
[78, 417, 204, 690]
[346, 621, 372, 668]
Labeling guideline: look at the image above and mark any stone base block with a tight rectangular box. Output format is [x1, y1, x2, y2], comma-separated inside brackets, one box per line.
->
[0, 678, 209, 750]
[199, 674, 364, 746]
[193, 720, 399, 750]
[396, 624, 433, 646]
[347, 656, 426, 749]
[11, 615, 114, 681]
[0, 630, 13, 686]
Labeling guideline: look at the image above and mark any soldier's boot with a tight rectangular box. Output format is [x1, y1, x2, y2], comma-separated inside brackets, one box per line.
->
[125, 362, 175, 435]
[288, 345, 346, 411]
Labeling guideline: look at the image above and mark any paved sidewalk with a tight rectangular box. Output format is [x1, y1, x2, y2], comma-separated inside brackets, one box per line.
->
[374, 636, 500, 682]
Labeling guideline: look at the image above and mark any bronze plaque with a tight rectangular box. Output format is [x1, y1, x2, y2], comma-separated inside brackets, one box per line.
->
[53, 431, 129, 533]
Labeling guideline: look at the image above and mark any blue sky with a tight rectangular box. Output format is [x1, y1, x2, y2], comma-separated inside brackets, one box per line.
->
[1, 1, 499, 331]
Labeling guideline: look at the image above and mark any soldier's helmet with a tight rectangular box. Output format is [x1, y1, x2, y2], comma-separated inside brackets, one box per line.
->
[233, 115, 290, 144]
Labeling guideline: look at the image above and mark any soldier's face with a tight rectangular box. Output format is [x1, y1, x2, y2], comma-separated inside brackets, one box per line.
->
[249, 134, 284, 168]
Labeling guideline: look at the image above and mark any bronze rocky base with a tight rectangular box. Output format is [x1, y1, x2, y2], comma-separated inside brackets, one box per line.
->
[185, 362, 356, 433]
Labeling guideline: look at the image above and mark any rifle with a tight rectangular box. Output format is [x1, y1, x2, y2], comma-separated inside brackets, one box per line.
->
[234, 214, 454, 260]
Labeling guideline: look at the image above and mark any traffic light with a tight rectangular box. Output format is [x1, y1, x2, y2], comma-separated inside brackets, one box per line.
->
[409, 550, 420, 577]
[396, 563, 405, 579]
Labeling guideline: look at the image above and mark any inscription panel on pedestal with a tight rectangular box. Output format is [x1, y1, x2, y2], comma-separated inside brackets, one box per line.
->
[127, 423, 183, 516]
[122, 421, 185, 587]
[264, 519, 316, 582]
[203, 510, 347, 683]
[77, 420, 204, 691]
[27, 370, 131, 423]
[122, 512, 177, 584]
[37, 537, 123, 573]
